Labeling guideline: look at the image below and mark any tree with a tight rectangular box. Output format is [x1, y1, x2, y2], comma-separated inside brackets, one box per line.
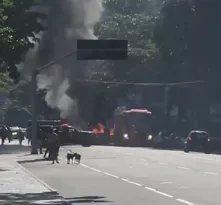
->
[0, 0, 45, 82]
[153, 0, 221, 128]
[95, 0, 161, 82]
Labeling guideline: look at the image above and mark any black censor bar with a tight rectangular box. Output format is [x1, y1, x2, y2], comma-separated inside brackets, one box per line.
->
[77, 40, 128, 60]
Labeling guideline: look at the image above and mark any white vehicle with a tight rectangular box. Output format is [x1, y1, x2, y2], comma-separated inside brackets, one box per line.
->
[10, 126, 22, 139]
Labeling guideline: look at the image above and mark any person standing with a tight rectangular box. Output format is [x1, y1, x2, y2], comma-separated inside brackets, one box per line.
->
[37, 125, 43, 154]
[18, 129, 24, 145]
[0, 126, 6, 145]
[48, 127, 60, 164]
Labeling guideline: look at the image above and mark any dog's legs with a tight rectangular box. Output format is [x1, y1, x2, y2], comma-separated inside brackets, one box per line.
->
[67, 159, 69, 164]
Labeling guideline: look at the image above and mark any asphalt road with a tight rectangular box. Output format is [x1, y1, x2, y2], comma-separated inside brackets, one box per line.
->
[22, 145, 221, 205]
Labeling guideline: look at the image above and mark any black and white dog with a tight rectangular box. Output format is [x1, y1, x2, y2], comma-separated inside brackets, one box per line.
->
[66, 151, 81, 164]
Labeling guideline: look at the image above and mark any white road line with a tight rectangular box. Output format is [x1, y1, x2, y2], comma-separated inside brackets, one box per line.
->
[121, 178, 142, 186]
[89, 167, 102, 173]
[158, 162, 168, 165]
[160, 182, 172, 185]
[192, 156, 202, 159]
[204, 172, 219, 175]
[176, 198, 193, 205]
[81, 163, 194, 203]
[204, 158, 213, 161]
[144, 187, 173, 198]
[81, 164, 89, 168]
[177, 166, 190, 170]
[177, 186, 188, 189]
[103, 172, 119, 178]
[155, 191, 174, 198]
[144, 186, 156, 192]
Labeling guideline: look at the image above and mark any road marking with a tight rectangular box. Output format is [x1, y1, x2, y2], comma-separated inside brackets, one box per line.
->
[177, 186, 188, 189]
[89, 167, 102, 173]
[144, 187, 173, 198]
[178, 166, 190, 170]
[158, 162, 168, 165]
[140, 159, 146, 161]
[80, 164, 89, 168]
[103, 172, 119, 178]
[192, 156, 202, 159]
[204, 172, 219, 175]
[80, 163, 195, 203]
[121, 178, 142, 186]
[176, 198, 193, 205]
[144, 186, 156, 191]
[156, 191, 174, 198]
[204, 158, 213, 161]
[160, 182, 172, 185]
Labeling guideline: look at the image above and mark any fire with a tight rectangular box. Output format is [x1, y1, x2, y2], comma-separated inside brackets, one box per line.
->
[92, 123, 105, 134]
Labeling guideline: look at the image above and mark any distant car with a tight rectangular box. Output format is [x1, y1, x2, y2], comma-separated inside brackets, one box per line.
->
[10, 126, 22, 139]
[184, 130, 211, 154]
[71, 127, 95, 147]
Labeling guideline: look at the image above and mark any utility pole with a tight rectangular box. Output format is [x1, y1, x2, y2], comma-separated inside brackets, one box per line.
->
[31, 69, 38, 154]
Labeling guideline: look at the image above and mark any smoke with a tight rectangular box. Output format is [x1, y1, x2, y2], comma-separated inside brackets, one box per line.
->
[24, 0, 103, 118]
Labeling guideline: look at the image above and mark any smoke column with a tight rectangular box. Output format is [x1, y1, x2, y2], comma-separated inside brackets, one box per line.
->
[24, 0, 103, 118]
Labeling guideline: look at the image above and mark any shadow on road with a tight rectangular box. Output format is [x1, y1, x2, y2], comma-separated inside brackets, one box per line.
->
[0, 144, 31, 155]
[66, 196, 112, 203]
[0, 192, 111, 204]
[18, 158, 48, 164]
[0, 192, 65, 205]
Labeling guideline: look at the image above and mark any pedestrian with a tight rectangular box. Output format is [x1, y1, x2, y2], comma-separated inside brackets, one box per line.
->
[37, 125, 43, 154]
[18, 129, 24, 145]
[43, 133, 50, 159]
[0, 126, 6, 145]
[6, 126, 12, 143]
[47, 127, 60, 164]
[26, 126, 32, 144]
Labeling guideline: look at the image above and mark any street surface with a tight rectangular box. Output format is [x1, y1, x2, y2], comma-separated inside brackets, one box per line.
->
[22, 145, 221, 205]
[0, 140, 67, 205]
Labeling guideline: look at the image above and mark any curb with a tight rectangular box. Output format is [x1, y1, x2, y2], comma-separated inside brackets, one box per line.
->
[16, 161, 70, 204]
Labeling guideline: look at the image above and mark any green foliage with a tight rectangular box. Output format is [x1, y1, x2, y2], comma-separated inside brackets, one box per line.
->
[0, 0, 46, 82]
[97, 0, 159, 60]
[94, 0, 162, 88]
[153, 0, 221, 83]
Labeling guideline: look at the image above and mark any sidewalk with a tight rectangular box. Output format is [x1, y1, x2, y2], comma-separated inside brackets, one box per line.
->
[0, 140, 69, 205]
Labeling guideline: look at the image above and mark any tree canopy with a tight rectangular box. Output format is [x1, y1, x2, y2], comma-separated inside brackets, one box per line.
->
[2, 0, 221, 127]
[0, 0, 45, 82]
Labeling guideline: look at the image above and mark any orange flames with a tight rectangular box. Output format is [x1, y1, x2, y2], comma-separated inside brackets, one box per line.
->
[92, 123, 114, 136]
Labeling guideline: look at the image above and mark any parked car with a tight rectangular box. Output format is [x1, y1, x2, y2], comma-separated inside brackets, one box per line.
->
[184, 130, 211, 154]
[10, 126, 22, 139]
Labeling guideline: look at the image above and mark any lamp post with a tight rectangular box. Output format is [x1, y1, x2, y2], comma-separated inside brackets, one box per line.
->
[30, 69, 38, 154]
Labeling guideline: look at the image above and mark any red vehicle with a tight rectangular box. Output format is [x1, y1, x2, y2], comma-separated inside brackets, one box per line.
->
[113, 109, 154, 146]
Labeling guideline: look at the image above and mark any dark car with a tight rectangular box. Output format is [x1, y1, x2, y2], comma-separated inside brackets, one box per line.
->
[184, 130, 211, 154]
[70, 127, 95, 147]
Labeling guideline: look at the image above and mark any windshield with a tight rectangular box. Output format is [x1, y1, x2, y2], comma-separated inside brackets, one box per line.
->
[10, 127, 20, 131]
[190, 132, 209, 140]
[124, 113, 152, 131]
